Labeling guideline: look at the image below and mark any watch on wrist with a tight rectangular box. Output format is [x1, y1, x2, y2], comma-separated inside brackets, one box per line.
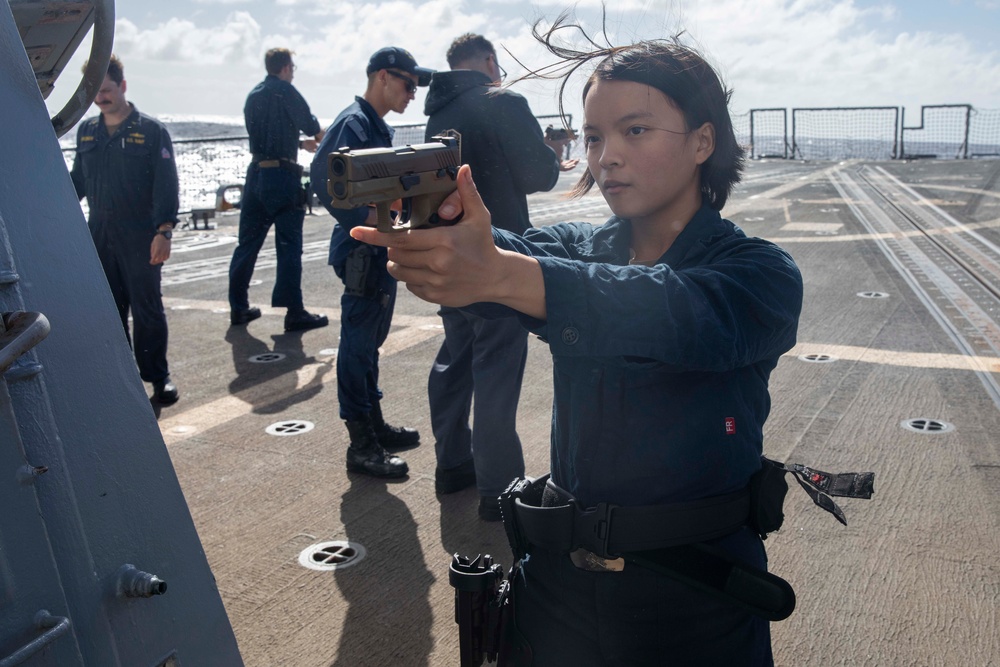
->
[157, 229, 173, 240]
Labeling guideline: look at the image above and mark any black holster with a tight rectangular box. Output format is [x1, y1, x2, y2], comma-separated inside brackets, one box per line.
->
[344, 245, 375, 298]
[748, 457, 790, 537]
[449, 554, 531, 667]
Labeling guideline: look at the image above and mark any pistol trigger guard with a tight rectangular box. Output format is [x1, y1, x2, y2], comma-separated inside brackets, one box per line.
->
[375, 202, 395, 233]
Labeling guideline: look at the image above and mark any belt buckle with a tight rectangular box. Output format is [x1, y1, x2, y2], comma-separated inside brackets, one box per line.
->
[569, 549, 625, 572]
[568, 501, 625, 570]
[573, 500, 618, 559]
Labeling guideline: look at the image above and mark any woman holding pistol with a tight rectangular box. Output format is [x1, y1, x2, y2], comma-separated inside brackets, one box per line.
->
[353, 25, 803, 667]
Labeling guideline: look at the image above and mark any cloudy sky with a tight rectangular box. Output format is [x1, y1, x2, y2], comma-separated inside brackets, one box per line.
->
[43, 0, 1000, 129]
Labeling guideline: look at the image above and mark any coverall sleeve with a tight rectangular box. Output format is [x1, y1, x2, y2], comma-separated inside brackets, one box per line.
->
[151, 126, 180, 227]
[496, 95, 560, 195]
[461, 227, 571, 323]
[533, 236, 803, 371]
[286, 86, 322, 137]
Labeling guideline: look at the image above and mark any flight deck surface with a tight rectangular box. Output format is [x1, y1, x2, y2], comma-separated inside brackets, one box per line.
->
[155, 158, 1000, 666]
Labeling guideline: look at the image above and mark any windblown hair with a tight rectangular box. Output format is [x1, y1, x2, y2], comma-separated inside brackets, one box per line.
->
[265, 48, 294, 76]
[518, 12, 745, 210]
[447, 33, 496, 69]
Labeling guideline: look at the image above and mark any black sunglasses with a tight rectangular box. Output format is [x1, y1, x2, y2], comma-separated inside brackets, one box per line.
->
[386, 70, 417, 94]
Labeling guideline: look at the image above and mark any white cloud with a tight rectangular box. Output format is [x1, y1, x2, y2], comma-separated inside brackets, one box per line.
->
[114, 12, 261, 66]
[261, 0, 535, 121]
[681, 0, 1000, 112]
[45, 0, 1000, 121]
[288, 0, 503, 72]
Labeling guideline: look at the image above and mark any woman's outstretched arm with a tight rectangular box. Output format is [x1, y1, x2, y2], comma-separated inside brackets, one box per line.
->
[351, 164, 548, 320]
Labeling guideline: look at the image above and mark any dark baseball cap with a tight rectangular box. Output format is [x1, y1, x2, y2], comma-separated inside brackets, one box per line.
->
[366, 46, 434, 87]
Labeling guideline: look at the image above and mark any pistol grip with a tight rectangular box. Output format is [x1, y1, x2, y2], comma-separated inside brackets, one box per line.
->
[375, 202, 395, 233]
[409, 188, 459, 229]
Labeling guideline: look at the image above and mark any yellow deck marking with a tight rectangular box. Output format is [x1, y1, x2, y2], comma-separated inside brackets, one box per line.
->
[787, 342, 1000, 373]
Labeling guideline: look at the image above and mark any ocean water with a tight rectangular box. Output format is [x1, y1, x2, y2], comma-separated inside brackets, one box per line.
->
[60, 113, 436, 214]
[159, 114, 248, 140]
[60, 111, 999, 217]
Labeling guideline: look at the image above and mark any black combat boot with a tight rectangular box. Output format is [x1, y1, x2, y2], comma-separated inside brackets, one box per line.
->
[345, 418, 409, 478]
[152, 376, 179, 405]
[370, 400, 421, 452]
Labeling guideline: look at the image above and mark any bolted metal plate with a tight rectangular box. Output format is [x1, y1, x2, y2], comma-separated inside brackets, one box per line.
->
[299, 541, 367, 571]
[318, 348, 338, 357]
[265, 420, 315, 436]
[249, 352, 286, 364]
[900, 418, 954, 434]
[798, 353, 838, 363]
[858, 291, 890, 299]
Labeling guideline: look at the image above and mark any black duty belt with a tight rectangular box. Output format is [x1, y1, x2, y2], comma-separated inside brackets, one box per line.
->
[499, 475, 795, 620]
[507, 477, 751, 559]
[498, 459, 875, 622]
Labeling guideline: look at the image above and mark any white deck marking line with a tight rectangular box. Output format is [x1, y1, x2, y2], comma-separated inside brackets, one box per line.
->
[779, 222, 844, 233]
[871, 166, 1000, 281]
[897, 184, 1000, 201]
[830, 167, 1000, 409]
[162, 240, 331, 286]
[862, 167, 1000, 347]
[732, 162, 851, 209]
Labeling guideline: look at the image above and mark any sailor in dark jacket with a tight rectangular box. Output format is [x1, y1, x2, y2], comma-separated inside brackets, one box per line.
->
[228, 47, 328, 332]
[70, 54, 181, 405]
[423, 34, 578, 519]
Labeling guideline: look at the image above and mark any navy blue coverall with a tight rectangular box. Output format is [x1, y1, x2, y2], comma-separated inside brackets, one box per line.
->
[70, 104, 179, 384]
[229, 75, 321, 313]
[310, 97, 396, 420]
[423, 69, 561, 499]
[478, 205, 803, 665]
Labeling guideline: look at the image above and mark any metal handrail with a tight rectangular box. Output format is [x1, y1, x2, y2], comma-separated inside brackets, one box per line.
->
[0, 610, 72, 667]
[0, 312, 51, 376]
